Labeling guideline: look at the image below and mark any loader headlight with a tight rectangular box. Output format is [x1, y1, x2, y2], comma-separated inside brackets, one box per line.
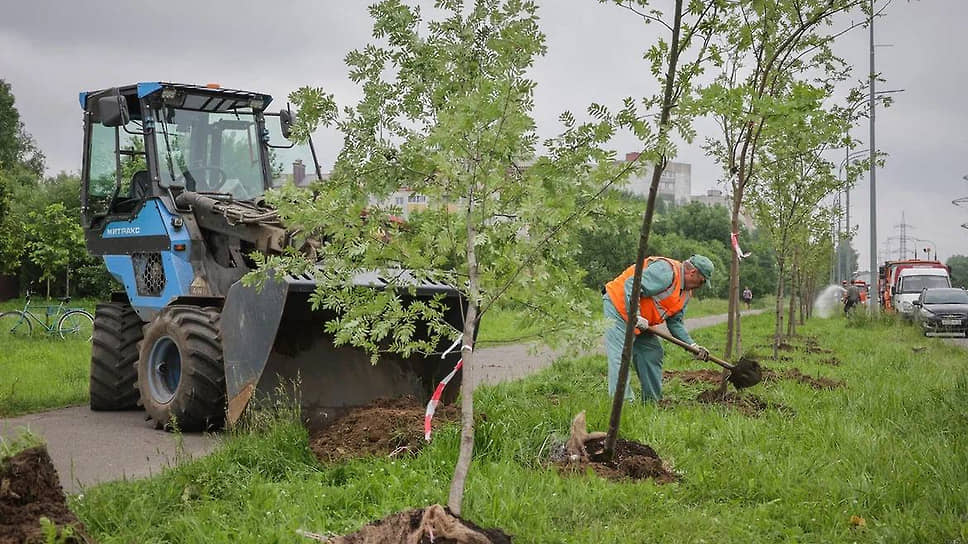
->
[901, 301, 913, 312]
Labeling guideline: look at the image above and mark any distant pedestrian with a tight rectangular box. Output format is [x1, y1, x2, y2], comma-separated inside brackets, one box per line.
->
[742, 286, 753, 310]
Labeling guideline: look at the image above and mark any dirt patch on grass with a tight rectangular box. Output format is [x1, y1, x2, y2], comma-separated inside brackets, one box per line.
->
[324, 504, 512, 543]
[695, 389, 793, 417]
[554, 437, 678, 483]
[663, 369, 725, 385]
[1, 446, 89, 544]
[803, 338, 834, 354]
[820, 356, 842, 366]
[763, 368, 843, 390]
[308, 397, 458, 463]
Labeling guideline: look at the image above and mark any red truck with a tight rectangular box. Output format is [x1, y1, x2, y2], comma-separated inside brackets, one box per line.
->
[878, 259, 951, 315]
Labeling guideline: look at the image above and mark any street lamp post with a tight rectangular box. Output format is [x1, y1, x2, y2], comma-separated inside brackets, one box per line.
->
[868, 0, 879, 313]
[837, 148, 869, 281]
[954, 175, 968, 230]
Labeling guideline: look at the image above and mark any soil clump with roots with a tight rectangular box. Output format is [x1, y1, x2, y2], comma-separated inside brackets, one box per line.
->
[316, 504, 512, 543]
[308, 396, 457, 463]
[0, 446, 89, 544]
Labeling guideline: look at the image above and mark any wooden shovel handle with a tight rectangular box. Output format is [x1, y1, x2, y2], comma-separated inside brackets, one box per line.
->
[642, 325, 735, 371]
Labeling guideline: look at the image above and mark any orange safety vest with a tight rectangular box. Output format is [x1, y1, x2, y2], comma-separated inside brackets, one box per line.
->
[605, 257, 691, 334]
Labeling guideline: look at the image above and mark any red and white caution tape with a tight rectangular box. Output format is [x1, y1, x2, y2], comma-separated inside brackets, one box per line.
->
[731, 232, 752, 260]
[424, 335, 464, 441]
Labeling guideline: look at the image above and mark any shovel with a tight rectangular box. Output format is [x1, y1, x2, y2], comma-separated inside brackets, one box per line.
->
[643, 325, 762, 389]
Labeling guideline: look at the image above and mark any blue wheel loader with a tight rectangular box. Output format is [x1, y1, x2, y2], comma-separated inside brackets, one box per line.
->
[79, 83, 465, 431]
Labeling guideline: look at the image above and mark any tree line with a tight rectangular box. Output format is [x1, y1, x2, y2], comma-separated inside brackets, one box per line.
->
[0, 80, 113, 299]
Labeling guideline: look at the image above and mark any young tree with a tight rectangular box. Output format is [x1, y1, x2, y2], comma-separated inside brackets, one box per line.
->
[598, 0, 729, 457]
[252, 0, 616, 514]
[699, 0, 866, 357]
[748, 82, 846, 357]
[24, 203, 85, 298]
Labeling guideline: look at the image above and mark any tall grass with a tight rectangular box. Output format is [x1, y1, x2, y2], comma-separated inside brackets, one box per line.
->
[70, 313, 968, 543]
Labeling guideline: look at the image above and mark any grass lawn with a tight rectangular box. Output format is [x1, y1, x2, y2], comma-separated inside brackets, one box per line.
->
[0, 297, 96, 417]
[68, 312, 968, 543]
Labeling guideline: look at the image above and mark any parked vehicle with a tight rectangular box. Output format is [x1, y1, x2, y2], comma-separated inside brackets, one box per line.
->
[894, 267, 951, 318]
[78, 82, 466, 431]
[877, 259, 951, 316]
[913, 288, 968, 337]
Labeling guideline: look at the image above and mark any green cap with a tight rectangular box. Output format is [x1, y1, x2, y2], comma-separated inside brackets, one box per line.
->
[688, 255, 714, 288]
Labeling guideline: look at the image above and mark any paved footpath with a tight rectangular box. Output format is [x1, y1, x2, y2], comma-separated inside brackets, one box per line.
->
[1, 309, 761, 493]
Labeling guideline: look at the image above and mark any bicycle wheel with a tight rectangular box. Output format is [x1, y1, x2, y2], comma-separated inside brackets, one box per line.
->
[58, 309, 95, 341]
[0, 311, 33, 338]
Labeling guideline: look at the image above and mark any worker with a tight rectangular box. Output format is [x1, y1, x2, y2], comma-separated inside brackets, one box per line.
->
[603, 254, 713, 402]
[843, 282, 862, 315]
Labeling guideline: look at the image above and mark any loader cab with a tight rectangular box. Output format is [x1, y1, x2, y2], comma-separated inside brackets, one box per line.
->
[80, 82, 311, 229]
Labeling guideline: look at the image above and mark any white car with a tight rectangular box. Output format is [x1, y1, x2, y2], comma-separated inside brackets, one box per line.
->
[893, 268, 951, 318]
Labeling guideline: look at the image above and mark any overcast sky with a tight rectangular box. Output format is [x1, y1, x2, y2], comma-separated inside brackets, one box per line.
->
[2, 0, 966, 269]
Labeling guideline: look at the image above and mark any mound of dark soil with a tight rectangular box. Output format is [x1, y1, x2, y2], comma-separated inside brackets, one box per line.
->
[308, 397, 458, 463]
[803, 338, 834, 354]
[695, 389, 794, 417]
[327, 504, 511, 543]
[663, 369, 724, 385]
[820, 356, 842, 366]
[556, 438, 678, 483]
[763, 368, 843, 390]
[0, 446, 89, 544]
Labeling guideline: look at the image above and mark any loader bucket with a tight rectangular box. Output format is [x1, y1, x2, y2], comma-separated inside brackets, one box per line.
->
[221, 271, 467, 428]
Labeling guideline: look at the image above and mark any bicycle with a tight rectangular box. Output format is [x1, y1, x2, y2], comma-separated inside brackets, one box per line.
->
[0, 292, 94, 341]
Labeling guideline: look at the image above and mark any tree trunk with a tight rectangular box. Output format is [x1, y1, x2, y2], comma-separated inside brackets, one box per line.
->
[605, 0, 684, 458]
[725, 208, 741, 358]
[448, 180, 483, 515]
[798, 267, 806, 326]
[773, 263, 785, 360]
[734, 284, 743, 355]
[447, 306, 478, 516]
[787, 270, 796, 337]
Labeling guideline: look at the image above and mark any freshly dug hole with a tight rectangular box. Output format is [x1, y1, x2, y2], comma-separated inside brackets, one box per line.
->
[308, 396, 458, 463]
[696, 389, 794, 417]
[763, 368, 843, 390]
[556, 438, 678, 483]
[324, 504, 512, 543]
[0, 446, 89, 544]
[663, 369, 724, 385]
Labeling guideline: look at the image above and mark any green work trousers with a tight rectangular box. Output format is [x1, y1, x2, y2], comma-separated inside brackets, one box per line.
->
[603, 294, 664, 402]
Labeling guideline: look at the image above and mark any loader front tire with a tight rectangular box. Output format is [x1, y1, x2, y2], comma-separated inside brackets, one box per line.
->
[90, 302, 143, 410]
[138, 306, 226, 431]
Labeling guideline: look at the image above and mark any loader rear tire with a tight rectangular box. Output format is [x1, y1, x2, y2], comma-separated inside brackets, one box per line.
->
[138, 305, 226, 431]
[90, 302, 143, 410]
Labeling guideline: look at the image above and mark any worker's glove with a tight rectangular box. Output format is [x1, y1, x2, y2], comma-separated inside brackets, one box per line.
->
[636, 316, 649, 331]
[690, 343, 709, 361]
